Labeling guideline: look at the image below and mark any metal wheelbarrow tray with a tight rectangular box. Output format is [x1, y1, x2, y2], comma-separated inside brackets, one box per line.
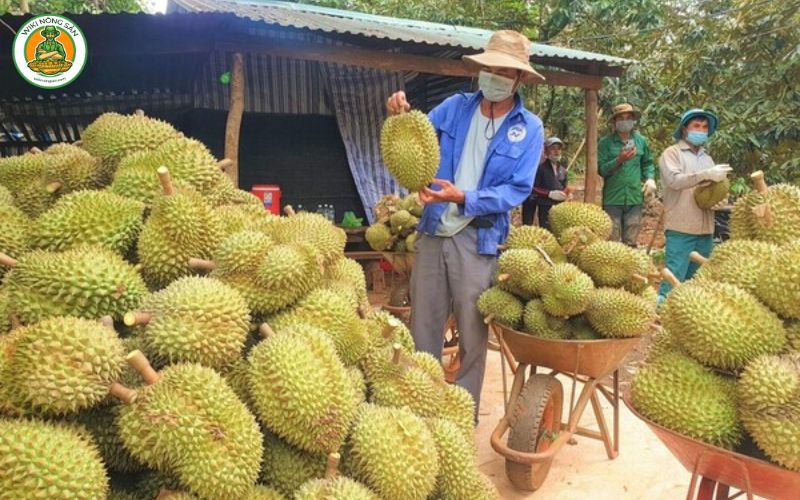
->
[623, 392, 800, 500]
[490, 322, 641, 491]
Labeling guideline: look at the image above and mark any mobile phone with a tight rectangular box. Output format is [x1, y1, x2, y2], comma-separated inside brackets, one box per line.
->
[623, 139, 635, 151]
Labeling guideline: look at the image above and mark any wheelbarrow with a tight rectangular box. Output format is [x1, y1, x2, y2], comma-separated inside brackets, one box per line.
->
[623, 392, 800, 500]
[490, 322, 641, 491]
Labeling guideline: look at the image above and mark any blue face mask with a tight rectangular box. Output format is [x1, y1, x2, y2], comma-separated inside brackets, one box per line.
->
[686, 131, 708, 146]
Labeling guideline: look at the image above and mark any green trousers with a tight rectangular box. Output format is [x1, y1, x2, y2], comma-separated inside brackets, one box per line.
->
[658, 230, 714, 299]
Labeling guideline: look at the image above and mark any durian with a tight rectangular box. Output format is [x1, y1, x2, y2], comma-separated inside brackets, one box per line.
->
[548, 202, 613, 240]
[537, 263, 594, 317]
[584, 287, 655, 338]
[380, 110, 440, 192]
[477, 286, 524, 328]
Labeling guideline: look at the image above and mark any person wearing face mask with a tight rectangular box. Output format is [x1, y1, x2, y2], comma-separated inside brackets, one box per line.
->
[657, 109, 730, 304]
[525, 137, 569, 229]
[598, 103, 655, 247]
[385, 30, 545, 422]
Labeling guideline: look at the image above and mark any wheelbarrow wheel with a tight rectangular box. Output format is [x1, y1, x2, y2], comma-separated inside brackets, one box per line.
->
[505, 374, 564, 491]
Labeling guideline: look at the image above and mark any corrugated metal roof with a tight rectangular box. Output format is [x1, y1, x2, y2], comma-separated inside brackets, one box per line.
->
[169, 0, 632, 66]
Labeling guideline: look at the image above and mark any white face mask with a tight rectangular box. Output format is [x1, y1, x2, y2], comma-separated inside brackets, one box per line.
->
[478, 70, 517, 103]
[548, 154, 562, 162]
[615, 119, 636, 133]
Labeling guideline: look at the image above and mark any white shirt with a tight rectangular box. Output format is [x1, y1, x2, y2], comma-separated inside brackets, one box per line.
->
[436, 107, 508, 236]
[659, 140, 716, 235]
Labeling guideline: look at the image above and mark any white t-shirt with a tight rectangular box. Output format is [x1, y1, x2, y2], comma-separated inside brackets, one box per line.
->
[436, 107, 508, 236]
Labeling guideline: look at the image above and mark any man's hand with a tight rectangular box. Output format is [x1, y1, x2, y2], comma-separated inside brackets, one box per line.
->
[617, 147, 637, 165]
[420, 179, 465, 204]
[548, 190, 567, 202]
[386, 91, 410, 116]
[642, 178, 657, 196]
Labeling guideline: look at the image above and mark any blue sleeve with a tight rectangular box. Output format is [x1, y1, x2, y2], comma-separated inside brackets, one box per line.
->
[462, 119, 544, 217]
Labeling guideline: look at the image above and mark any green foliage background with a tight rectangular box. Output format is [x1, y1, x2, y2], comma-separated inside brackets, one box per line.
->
[3, 0, 797, 184]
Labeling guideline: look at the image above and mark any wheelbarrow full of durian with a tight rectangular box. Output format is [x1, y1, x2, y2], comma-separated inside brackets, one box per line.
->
[480, 230, 659, 492]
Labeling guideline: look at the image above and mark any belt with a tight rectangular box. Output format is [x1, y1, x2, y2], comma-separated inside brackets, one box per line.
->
[468, 217, 493, 229]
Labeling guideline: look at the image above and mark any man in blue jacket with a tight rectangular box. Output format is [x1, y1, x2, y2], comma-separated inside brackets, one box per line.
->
[386, 30, 545, 421]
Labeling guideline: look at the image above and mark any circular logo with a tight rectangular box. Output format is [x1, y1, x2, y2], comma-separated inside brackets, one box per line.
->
[507, 124, 527, 143]
[12, 15, 87, 89]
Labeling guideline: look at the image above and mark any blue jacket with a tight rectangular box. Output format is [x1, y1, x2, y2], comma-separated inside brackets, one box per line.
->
[418, 91, 544, 255]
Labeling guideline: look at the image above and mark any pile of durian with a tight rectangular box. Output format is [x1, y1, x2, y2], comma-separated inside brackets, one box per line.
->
[477, 201, 659, 340]
[364, 193, 422, 253]
[631, 171, 800, 472]
[0, 111, 499, 500]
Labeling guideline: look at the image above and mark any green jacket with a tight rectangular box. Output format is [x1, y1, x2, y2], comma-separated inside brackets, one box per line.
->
[35, 40, 66, 60]
[598, 131, 654, 206]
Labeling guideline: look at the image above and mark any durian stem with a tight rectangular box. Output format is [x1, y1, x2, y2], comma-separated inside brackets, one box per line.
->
[72, 140, 82, 147]
[155, 490, 182, 500]
[134, 109, 145, 117]
[217, 158, 233, 172]
[381, 318, 401, 339]
[660, 268, 681, 288]
[689, 251, 708, 265]
[45, 181, 62, 193]
[650, 323, 663, 332]
[99, 316, 114, 328]
[631, 273, 649, 285]
[751, 171, 769, 194]
[29, 146, 42, 154]
[157, 166, 175, 196]
[497, 244, 508, 251]
[357, 305, 368, 319]
[0, 253, 18, 268]
[483, 313, 495, 325]
[187, 257, 216, 271]
[534, 245, 555, 267]
[9, 314, 20, 331]
[259, 323, 275, 338]
[109, 382, 138, 404]
[283, 205, 296, 217]
[126, 350, 160, 385]
[124, 311, 151, 327]
[563, 239, 579, 255]
[392, 344, 403, 364]
[496, 273, 511, 282]
[325, 452, 341, 480]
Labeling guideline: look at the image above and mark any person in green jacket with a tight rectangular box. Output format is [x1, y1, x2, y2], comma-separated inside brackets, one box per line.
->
[598, 103, 655, 247]
[35, 26, 67, 61]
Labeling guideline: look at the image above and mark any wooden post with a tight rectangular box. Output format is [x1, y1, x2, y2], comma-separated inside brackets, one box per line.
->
[224, 52, 245, 188]
[584, 89, 600, 203]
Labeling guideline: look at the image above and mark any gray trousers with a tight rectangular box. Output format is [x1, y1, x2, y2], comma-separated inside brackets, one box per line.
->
[604, 204, 642, 247]
[410, 227, 497, 420]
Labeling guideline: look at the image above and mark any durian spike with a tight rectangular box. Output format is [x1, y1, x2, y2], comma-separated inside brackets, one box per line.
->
[496, 273, 511, 282]
[109, 382, 138, 404]
[381, 317, 401, 339]
[157, 166, 175, 196]
[29, 146, 42, 154]
[217, 158, 233, 172]
[689, 251, 709, 265]
[98, 316, 114, 328]
[661, 268, 681, 288]
[259, 322, 275, 338]
[392, 343, 403, 364]
[124, 311, 151, 327]
[325, 452, 341, 480]
[483, 313, 495, 325]
[134, 109, 145, 117]
[283, 205, 296, 217]
[0, 252, 18, 268]
[751, 170, 769, 194]
[187, 257, 216, 271]
[126, 350, 160, 385]
[45, 181, 63, 193]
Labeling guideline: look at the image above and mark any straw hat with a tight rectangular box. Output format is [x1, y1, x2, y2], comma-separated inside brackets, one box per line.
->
[463, 30, 545, 83]
[610, 103, 641, 121]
